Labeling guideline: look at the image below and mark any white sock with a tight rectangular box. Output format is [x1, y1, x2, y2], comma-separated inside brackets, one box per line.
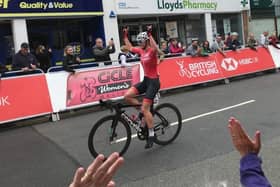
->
[148, 128, 154, 137]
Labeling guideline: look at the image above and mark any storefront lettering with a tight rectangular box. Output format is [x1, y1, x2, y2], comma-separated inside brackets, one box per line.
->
[19, 2, 73, 10]
[157, 0, 218, 11]
[0, 96, 10, 106]
[0, 0, 9, 8]
[157, 0, 184, 11]
[183, 0, 217, 10]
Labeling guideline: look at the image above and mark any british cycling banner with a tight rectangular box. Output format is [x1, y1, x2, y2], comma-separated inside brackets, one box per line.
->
[159, 54, 224, 90]
[66, 64, 141, 107]
[0, 75, 53, 123]
[159, 47, 276, 90]
[217, 47, 275, 78]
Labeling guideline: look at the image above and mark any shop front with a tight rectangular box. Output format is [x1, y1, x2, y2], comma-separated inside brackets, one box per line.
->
[0, 0, 104, 66]
[112, 0, 249, 47]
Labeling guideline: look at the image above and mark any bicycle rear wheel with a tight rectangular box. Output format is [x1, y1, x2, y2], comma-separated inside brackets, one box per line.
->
[153, 103, 182, 145]
[88, 115, 131, 158]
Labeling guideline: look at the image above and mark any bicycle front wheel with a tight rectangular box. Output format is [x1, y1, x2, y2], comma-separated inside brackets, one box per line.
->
[88, 115, 131, 158]
[153, 103, 182, 145]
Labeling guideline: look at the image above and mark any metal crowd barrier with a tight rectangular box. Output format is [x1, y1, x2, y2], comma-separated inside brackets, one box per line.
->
[1, 69, 44, 78]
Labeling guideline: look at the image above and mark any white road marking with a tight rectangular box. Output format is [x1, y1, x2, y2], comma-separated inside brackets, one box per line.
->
[112, 100, 256, 144]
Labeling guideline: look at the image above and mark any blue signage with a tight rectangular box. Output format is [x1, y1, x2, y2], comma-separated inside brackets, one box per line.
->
[0, 0, 103, 14]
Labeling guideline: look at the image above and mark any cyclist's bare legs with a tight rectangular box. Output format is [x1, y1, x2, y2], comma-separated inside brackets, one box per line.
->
[142, 101, 153, 129]
[142, 99, 155, 149]
[124, 87, 141, 106]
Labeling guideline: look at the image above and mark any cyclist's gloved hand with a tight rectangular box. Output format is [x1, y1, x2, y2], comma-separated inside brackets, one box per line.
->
[147, 25, 152, 37]
[123, 27, 129, 39]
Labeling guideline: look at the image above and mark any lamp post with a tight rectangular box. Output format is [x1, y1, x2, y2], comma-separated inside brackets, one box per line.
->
[275, 0, 280, 37]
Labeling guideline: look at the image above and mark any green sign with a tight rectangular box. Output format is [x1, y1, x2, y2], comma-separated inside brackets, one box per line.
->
[157, 0, 218, 12]
[251, 0, 274, 9]
[241, 0, 248, 8]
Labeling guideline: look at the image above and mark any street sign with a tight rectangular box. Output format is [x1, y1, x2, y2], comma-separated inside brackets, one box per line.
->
[251, 0, 274, 9]
[275, 0, 280, 17]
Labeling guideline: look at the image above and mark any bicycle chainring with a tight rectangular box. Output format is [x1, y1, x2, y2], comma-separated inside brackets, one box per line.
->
[137, 127, 148, 141]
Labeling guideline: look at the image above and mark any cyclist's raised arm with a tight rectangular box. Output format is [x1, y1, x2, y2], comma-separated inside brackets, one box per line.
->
[147, 26, 159, 51]
[123, 28, 133, 51]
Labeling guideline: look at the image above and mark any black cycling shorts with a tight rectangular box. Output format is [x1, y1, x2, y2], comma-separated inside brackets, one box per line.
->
[133, 77, 160, 102]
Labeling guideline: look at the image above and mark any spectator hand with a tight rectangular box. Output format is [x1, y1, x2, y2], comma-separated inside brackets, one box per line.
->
[146, 25, 152, 37]
[31, 64, 37, 69]
[69, 152, 124, 187]
[22, 67, 29, 72]
[123, 27, 129, 39]
[228, 117, 261, 158]
[108, 40, 114, 47]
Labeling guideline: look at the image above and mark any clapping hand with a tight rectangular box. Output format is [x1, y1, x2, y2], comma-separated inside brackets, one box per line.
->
[228, 117, 261, 157]
[69, 152, 124, 187]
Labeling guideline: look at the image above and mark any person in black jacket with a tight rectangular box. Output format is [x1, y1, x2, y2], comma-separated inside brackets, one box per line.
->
[35, 45, 52, 73]
[12, 43, 38, 71]
[92, 38, 115, 65]
[63, 45, 81, 73]
[0, 63, 8, 79]
[228, 32, 241, 51]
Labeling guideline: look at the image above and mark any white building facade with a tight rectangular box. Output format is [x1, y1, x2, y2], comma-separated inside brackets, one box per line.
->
[103, 0, 251, 60]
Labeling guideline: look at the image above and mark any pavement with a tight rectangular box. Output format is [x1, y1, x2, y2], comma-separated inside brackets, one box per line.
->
[1, 72, 280, 187]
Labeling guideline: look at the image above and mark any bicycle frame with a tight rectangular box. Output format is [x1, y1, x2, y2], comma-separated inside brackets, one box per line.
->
[101, 100, 164, 140]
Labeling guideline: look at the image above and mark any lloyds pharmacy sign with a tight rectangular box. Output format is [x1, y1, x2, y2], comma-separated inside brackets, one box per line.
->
[0, 0, 102, 13]
[158, 0, 218, 11]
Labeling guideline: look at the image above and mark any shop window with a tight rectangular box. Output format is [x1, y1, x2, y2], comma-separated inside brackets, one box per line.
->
[211, 13, 243, 44]
[0, 21, 14, 65]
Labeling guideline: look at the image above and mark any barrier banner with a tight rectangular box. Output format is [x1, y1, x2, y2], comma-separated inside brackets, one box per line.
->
[217, 47, 275, 78]
[0, 75, 53, 123]
[268, 45, 280, 68]
[66, 64, 141, 107]
[159, 54, 224, 90]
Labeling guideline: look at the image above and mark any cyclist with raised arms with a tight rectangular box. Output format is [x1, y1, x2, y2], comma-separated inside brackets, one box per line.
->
[123, 26, 160, 149]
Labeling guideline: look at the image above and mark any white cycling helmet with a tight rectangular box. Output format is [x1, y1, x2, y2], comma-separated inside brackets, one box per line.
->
[136, 32, 149, 43]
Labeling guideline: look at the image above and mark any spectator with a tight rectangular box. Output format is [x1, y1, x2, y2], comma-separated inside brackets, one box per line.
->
[118, 46, 137, 66]
[259, 31, 270, 48]
[0, 63, 8, 78]
[211, 35, 226, 56]
[160, 41, 169, 55]
[228, 32, 241, 51]
[69, 152, 124, 187]
[247, 33, 258, 51]
[92, 38, 115, 65]
[35, 45, 52, 73]
[63, 45, 81, 73]
[201, 40, 212, 56]
[269, 32, 280, 49]
[12, 42, 38, 71]
[228, 117, 272, 187]
[225, 32, 232, 47]
[169, 39, 185, 54]
[186, 39, 202, 57]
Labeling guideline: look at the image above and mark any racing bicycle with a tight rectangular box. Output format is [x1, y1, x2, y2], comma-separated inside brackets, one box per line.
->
[88, 98, 182, 158]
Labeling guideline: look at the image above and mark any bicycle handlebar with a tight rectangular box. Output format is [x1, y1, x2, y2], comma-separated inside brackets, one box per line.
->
[99, 99, 141, 113]
[99, 100, 120, 113]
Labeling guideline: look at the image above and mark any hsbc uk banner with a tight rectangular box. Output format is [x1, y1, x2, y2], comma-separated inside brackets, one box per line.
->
[0, 75, 53, 124]
[158, 47, 276, 90]
[217, 47, 275, 78]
